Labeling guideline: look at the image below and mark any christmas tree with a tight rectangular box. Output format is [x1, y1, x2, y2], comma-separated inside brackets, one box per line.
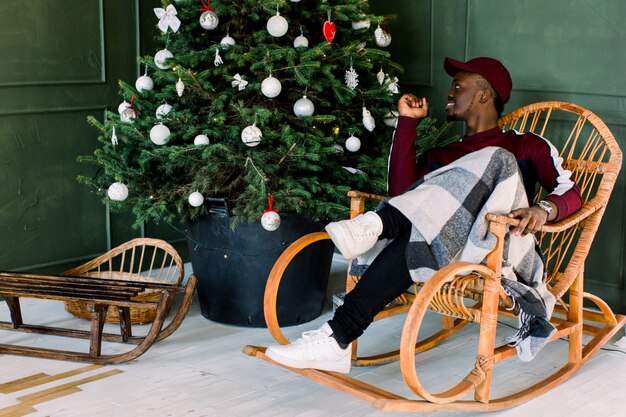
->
[80, 0, 449, 229]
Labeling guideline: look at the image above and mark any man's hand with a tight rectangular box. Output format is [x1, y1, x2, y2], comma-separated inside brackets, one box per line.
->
[398, 93, 429, 119]
[507, 206, 549, 236]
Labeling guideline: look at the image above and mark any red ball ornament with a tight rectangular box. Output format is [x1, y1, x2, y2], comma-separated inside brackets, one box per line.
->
[323, 21, 336, 43]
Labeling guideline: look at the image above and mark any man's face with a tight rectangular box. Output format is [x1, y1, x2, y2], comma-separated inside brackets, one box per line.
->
[445, 71, 485, 122]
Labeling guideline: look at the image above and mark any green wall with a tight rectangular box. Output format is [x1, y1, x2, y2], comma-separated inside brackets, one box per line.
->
[1, 0, 624, 311]
[0, 0, 179, 274]
[371, 0, 626, 311]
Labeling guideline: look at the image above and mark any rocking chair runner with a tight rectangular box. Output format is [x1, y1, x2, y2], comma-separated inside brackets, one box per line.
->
[244, 101, 625, 412]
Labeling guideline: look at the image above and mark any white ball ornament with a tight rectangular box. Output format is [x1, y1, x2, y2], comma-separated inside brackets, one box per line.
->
[188, 191, 205, 207]
[220, 35, 236, 46]
[154, 48, 174, 69]
[293, 95, 315, 117]
[261, 211, 281, 231]
[261, 76, 282, 98]
[241, 124, 262, 147]
[107, 182, 129, 201]
[345, 135, 362, 152]
[384, 110, 399, 127]
[293, 35, 309, 48]
[200, 11, 219, 30]
[156, 103, 172, 119]
[135, 75, 154, 92]
[267, 14, 288, 37]
[150, 123, 171, 145]
[194, 134, 210, 145]
[117, 100, 131, 115]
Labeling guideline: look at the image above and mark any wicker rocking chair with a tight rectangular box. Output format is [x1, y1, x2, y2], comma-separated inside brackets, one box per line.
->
[244, 101, 625, 412]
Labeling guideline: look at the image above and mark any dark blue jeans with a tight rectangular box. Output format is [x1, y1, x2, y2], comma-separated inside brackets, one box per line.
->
[328, 204, 416, 345]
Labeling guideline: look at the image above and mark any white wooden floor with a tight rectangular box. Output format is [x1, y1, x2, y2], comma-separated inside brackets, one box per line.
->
[1, 257, 626, 417]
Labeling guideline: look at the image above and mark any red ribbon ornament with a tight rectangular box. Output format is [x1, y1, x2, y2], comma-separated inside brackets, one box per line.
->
[128, 93, 138, 118]
[264, 195, 278, 213]
[323, 20, 336, 43]
[200, 1, 214, 12]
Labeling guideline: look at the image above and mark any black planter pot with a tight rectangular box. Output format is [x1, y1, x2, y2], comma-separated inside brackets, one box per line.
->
[187, 200, 334, 327]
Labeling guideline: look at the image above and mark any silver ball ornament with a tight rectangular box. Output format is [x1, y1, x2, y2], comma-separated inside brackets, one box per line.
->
[188, 191, 205, 207]
[120, 108, 137, 123]
[241, 124, 262, 147]
[352, 18, 371, 30]
[267, 14, 288, 37]
[117, 100, 131, 115]
[107, 182, 129, 201]
[293, 35, 309, 48]
[200, 11, 219, 30]
[345, 135, 362, 152]
[261, 211, 281, 231]
[384, 110, 399, 127]
[293, 95, 315, 117]
[374, 27, 392, 47]
[150, 123, 171, 145]
[261, 76, 282, 98]
[194, 134, 210, 145]
[135, 75, 154, 92]
[154, 48, 174, 69]
[156, 103, 172, 119]
[220, 35, 236, 46]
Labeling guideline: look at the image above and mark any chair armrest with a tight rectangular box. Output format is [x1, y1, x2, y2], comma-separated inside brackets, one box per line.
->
[347, 190, 388, 202]
[485, 199, 601, 234]
[347, 190, 388, 218]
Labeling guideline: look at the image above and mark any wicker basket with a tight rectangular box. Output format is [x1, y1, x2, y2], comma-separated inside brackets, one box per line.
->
[62, 238, 184, 325]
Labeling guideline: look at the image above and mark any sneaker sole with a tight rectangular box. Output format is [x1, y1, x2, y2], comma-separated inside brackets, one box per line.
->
[265, 348, 351, 374]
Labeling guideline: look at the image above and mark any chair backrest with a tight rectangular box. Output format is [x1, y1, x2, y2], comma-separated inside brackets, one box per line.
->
[63, 238, 184, 285]
[498, 101, 622, 299]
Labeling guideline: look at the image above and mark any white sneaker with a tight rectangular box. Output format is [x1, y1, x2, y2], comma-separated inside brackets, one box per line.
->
[325, 212, 383, 259]
[265, 323, 352, 373]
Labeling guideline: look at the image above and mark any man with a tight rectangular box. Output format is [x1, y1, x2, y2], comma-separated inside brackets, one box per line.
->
[265, 57, 582, 373]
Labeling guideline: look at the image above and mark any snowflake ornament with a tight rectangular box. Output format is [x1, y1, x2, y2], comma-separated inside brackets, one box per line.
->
[345, 66, 359, 90]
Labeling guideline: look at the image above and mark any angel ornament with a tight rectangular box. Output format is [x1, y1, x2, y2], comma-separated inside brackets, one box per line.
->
[362, 106, 375, 132]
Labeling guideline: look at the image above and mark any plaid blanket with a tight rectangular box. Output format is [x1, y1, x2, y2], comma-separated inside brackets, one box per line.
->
[351, 147, 556, 361]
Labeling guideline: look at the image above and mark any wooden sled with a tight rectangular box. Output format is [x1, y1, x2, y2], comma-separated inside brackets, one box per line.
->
[244, 102, 625, 411]
[0, 238, 196, 364]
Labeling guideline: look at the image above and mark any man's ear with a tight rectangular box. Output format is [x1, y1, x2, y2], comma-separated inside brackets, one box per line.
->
[479, 89, 491, 104]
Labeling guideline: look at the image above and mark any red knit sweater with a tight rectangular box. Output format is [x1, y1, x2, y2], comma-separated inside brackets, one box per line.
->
[388, 116, 582, 222]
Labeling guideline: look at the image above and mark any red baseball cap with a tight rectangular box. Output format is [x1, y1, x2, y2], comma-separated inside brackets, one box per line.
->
[444, 57, 513, 103]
